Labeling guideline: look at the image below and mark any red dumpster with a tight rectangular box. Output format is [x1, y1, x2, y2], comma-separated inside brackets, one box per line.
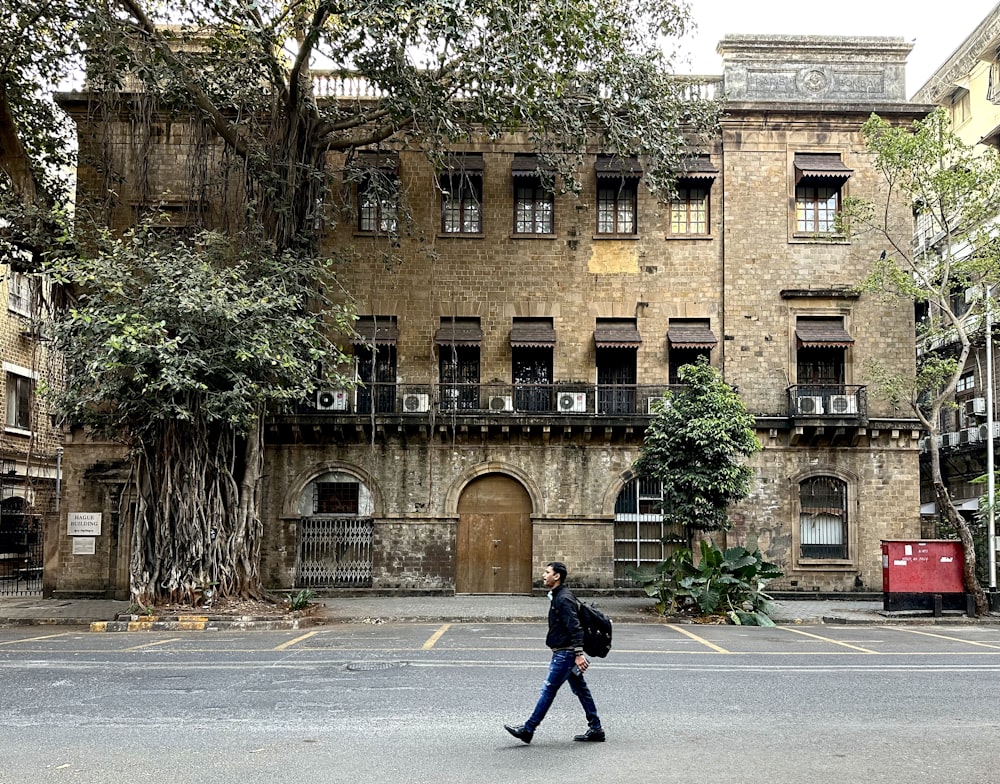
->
[881, 540, 966, 612]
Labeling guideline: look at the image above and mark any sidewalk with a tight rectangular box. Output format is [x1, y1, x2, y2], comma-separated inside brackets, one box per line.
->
[1, 593, 996, 629]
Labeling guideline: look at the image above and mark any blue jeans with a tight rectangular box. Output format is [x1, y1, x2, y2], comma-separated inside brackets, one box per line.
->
[524, 649, 601, 732]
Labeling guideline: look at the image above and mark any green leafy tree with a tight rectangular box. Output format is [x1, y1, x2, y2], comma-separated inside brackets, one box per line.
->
[634, 356, 761, 540]
[2, 0, 720, 605]
[840, 109, 1000, 616]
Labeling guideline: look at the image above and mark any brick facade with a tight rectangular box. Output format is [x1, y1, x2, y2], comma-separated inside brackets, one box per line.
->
[52, 35, 931, 599]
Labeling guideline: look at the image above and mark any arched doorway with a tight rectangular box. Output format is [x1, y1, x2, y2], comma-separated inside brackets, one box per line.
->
[456, 474, 532, 594]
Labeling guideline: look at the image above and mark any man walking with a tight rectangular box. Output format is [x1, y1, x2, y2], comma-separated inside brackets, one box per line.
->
[504, 562, 605, 744]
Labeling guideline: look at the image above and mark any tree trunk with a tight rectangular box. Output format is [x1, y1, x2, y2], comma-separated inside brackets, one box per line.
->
[129, 412, 265, 607]
[931, 471, 988, 616]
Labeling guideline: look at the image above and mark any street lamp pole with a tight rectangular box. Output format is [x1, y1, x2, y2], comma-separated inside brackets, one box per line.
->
[986, 283, 998, 605]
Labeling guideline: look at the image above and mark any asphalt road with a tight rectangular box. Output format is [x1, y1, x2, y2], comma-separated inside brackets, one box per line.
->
[2, 622, 999, 784]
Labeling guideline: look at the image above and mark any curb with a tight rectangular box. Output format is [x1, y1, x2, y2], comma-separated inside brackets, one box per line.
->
[90, 614, 325, 632]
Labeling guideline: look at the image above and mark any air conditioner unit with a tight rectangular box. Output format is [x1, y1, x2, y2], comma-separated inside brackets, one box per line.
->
[316, 389, 349, 411]
[919, 436, 930, 452]
[558, 392, 588, 413]
[945, 431, 961, 447]
[980, 423, 999, 442]
[488, 395, 514, 412]
[401, 393, 430, 413]
[965, 427, 980, 443]
[647, 396, 672, 414]
[827, 394, 857, 415]
[965, 397, 987, 416]
[795, 396, 825, 415]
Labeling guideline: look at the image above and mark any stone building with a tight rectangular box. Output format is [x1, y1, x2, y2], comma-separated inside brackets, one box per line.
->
[0, 258, 63, 598]
[52, 34, 930, 599]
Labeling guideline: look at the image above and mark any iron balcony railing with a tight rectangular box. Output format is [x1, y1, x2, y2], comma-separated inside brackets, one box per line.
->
[299, 383, 687, 417]
[786, 385, 867, 419]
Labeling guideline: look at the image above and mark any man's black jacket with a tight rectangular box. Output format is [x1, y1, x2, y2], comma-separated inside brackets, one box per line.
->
[546, 583, 584, 655]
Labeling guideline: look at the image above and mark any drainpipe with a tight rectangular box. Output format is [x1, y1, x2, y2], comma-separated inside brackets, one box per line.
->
[986, 286, 997, 608]
[55, 446, 63, 513]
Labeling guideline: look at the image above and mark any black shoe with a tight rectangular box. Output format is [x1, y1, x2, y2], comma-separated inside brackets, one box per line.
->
[573, 728, 606, 742]
[504, 724, 534, 744]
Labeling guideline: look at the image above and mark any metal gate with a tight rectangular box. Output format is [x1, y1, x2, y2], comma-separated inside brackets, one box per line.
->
[296, 516, 374, 588]
[0, 512, 42, 596]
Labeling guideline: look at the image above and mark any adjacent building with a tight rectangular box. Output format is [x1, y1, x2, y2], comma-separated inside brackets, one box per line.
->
[52, 35, 929, 599]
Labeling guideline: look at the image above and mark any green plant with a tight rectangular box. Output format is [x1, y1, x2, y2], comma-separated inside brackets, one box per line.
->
[285, 589, 316, 612]
[628, 540, 782, 626]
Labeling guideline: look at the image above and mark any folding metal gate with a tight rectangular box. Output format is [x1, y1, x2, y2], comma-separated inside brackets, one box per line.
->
[0, 514, 43, 596]
[296, 517, 374, 588]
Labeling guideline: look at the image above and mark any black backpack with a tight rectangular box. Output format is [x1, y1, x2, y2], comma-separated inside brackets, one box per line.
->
[577, 600, 613, 658]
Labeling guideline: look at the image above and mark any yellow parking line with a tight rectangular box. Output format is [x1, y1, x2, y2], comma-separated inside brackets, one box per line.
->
[273, 630, 320, 651]
[668, 625, 731, 654]
[423, 623, 452, 650]
[780, 626, 879, 653]
[124, 638, 181, 652]
[0, 632, 70, 646]
[893, 627, 1000, 649]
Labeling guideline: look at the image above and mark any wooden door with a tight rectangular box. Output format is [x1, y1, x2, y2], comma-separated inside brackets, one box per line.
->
[456, 474, 532, 593]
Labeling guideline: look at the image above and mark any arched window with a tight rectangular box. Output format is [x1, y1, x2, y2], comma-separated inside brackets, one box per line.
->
[296, 472, 374, 588]
[799, 476, 848, 559]
[613, 477, 683, 587]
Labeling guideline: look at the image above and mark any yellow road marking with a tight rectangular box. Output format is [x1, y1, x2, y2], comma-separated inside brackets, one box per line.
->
[668, 625, 731, 653]
[273, 630, 320, 651]
[0, 632, 70, 646]
[780, 626, 879, 653]
[892, 627, 1000, 649]
[124, 637, 181, 652]
[423, 623, 452, 650]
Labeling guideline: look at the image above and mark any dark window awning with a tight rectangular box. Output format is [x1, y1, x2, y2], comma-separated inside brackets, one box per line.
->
[796, 320, 854, 348]
[444, 153, 485, 174]
[594, 321, 641, 348]
[435, 320, 483, 346]
[794, 153, 852, 184]
[677, 156, 719, 181]
[352, 317, 398, 345]
[595, 155, 643, 179]
[667, 321, 717, 349]
[980, 120, 1000, 148]
[356, 151, 400, 173]
[511, 154, 555, 179]
[510, 319, 557, 347]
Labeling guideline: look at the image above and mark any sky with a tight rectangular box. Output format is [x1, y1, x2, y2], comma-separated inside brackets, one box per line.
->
[674, 0, 1000, 97]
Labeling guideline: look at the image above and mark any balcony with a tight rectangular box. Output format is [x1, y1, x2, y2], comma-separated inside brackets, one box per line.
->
[787, 385, 867, 421]
[296, 382, 686, 418]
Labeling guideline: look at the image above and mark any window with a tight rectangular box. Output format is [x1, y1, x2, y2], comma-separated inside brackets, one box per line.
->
[354, 152, 399, 234]
[511, 317, 556, 412]
[441, 155, 484, 234]
[799, 476, 848, 560]
[667, 320, 717, 383]
[795, 317, 853, 397]
[956, 372, 975, 394]
[437, 317, 482, 409]
[512, 155, 554, 234]
[951, 88, 971, 127]
[595, 318, 640, 414]
[613, 477, 684, 586]
[7, 272, 32, 318]
[595, 156, 641, 236]
[353, 316, 398, 414]
[668, 157, 717, 236]
[793, 153, 852, 235]
[5, 371, 33, 431]
[669, 185, 709, 235]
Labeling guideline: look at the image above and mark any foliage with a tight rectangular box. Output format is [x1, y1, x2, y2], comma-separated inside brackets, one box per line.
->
[634, 356, 761, 535]
[285, 588, 317, 612]
[2, 0, 720, 605]
[839, 108, 1000, 615]
[628, 540, 782, 625]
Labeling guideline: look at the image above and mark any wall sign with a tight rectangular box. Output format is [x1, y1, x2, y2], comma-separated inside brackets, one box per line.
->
[67, 512, 102, 536]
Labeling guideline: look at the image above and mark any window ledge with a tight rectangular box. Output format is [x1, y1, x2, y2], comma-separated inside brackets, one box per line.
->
[436, 232, 485, 240]
[794, 559, 856, 570]
[664, 233, 714, 241]
[791, 233, 849, 243]
[3, 426, 32, 438]
[510, 233, 557, 240]
[353, 231, 397, 240]
[592, 234, 640, 241]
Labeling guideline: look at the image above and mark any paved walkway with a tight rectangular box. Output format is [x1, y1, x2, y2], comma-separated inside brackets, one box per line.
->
[0, 593, 996, 628]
